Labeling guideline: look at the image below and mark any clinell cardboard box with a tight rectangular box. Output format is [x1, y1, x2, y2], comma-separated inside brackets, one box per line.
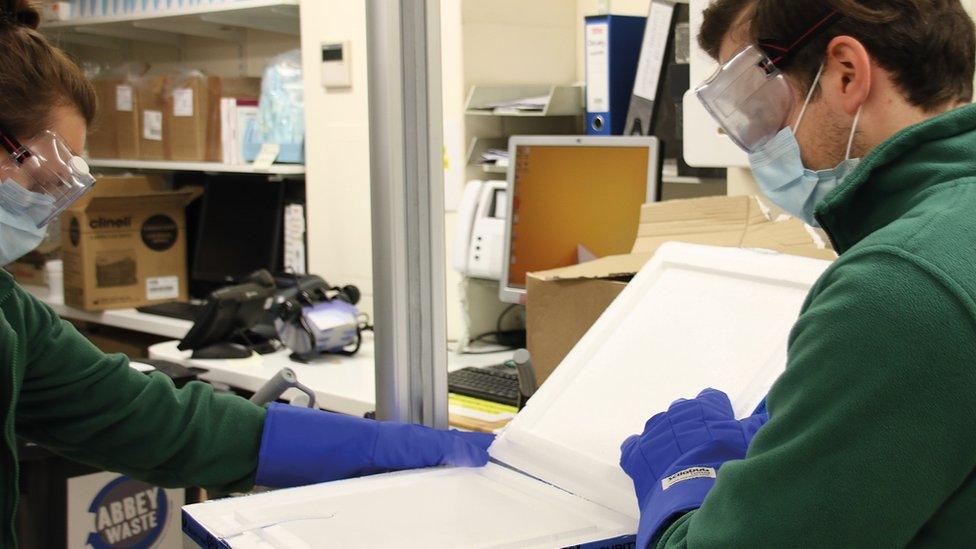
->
[138, 76, 167, 160]
[526, 195, 838, 386]
[60, 175, 200, 311]
[164, 75, 261, 162]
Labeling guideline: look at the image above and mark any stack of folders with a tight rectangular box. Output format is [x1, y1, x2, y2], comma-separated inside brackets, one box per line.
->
[220, 98, 259, 165]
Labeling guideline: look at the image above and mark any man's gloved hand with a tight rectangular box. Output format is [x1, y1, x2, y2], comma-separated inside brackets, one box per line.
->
[620, 389, 767, 548]
[256, 403, 494, 488]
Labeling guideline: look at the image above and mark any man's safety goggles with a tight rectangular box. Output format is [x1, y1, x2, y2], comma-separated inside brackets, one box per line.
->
[695, 45, 795, 153]
[0, 129, 95, 228]
[694, 9, 842, 153]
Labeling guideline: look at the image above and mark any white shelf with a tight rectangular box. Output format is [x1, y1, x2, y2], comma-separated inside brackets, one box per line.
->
[22, 285, 193, 340]
[42, 0, 300, 46]
[87, 158, 306, 176]
[482, 164, 508, 175]
[465, 85, 583, 118]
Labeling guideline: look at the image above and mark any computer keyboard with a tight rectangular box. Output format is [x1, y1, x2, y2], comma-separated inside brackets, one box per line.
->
[137, 301, 206, 322]
[448, 364, 520, 407]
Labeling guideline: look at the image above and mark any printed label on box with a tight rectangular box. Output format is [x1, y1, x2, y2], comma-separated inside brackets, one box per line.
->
[116, 85, 133, 112]
[143, 111, 163, 141]
[147, 276, 179, 301]
[173, 88, 194, 117]
[68, 472, 183, 549]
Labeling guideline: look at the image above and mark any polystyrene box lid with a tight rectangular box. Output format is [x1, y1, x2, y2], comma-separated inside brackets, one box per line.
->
[490, 242, 832, 518]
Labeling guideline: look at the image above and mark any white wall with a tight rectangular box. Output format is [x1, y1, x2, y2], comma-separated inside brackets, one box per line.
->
[299, 0, 375, 316]
[442, 0, 466, 342]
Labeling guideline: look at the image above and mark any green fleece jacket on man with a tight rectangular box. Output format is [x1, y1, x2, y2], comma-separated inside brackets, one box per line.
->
[658, 104, 976, 547]
[0, 274, 267, 547]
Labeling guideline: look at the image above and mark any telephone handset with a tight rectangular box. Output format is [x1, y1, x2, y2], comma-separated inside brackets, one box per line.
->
[452, 180, 508, 281]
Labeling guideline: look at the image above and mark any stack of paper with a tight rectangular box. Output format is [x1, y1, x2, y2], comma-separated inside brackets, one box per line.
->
[472, 95, 551, 115]
[478, 148, 510, 168]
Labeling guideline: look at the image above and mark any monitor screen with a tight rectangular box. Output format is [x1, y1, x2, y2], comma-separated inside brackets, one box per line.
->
[192, 180, 285, 287]
[503, 138, 658, 301]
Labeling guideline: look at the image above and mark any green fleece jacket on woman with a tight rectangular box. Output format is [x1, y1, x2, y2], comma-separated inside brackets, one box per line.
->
[0, 274, 266, 547]
[658, 104, 976, 547]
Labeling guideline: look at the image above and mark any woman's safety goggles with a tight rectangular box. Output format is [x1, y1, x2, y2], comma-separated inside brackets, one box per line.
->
[695, 45, 795, 153]
[0, 129, 95, 228]
[694, 9, 842, 153]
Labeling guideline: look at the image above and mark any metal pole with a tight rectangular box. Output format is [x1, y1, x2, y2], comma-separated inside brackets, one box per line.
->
[365, 0, 448, 428]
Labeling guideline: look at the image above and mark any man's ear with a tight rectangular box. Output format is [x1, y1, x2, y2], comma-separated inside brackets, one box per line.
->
[823, 36, 871, 115]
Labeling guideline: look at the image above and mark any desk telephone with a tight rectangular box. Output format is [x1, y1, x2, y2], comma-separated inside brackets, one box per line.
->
[452, 180, 508, 281]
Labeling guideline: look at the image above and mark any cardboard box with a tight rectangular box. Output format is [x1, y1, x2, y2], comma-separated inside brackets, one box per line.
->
[163, 75, 260, 162]
[116, 79, 142, 159]
[526, 195, 837, 386]
[87, 79, 118, 159]
[138, 76, 167, 160]
[5, 256, 62, 290]
[89, 78, 142, 159]
[60, 175, 200, 311]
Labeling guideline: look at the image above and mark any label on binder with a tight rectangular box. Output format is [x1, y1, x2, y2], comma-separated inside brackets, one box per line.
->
[586, 22, 610, 113]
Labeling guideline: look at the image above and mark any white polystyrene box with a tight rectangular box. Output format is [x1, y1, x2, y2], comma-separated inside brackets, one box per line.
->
[183, 243, 832, 548]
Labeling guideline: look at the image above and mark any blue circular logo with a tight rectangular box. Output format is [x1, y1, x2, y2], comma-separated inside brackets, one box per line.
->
[86, 476, 168, 549]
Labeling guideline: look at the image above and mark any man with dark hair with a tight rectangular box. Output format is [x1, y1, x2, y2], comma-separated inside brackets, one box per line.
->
[618, 1, 976, 547]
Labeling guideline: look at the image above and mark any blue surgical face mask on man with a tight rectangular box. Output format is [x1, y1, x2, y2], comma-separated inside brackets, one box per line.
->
[748, 64, 863, 227]
[0, 179, 54, 265]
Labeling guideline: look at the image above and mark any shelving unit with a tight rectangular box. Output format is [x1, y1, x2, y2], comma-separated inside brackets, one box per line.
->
[482, 164, 508, 175]
[43, 0, 300, 48]
[87, 158, 306, 176]
[465, 137, 509, 178]
[464, 85, 583, 117]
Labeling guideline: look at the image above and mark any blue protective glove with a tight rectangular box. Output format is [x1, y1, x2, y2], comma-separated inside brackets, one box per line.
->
[255, 403, 495, 488]
[620, 389, 768, 548]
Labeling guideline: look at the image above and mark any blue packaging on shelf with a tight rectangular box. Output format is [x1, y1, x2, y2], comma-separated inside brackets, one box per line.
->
[243, 49, 305, 165]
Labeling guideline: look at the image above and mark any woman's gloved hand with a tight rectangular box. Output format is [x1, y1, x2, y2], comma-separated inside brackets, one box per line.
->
[256, 403, 494, 488]
[620, 389, 767, 548]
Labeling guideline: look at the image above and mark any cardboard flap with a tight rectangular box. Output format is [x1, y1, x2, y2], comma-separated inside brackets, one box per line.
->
[531, 196, 835, 283]
[530, 253, 651, 282]
[491, 243, 832, 518]
[78, 190, 199, 213]
[69, 175, 201, 212]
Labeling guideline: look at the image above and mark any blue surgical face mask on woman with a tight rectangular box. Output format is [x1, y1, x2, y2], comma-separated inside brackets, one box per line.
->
[0, 179, 53, 265]
[748, 64, 863, 227]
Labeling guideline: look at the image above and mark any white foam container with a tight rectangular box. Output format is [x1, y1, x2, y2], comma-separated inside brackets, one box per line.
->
[183, 243, 832, 548]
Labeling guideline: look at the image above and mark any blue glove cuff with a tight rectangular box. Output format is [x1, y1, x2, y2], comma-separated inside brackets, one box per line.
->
[255, 403, 381, 488]
[637, 474, 716, 549]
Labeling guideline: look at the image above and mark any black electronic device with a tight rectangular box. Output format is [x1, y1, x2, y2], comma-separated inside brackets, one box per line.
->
[273, 275, 363, 362]
[177, 270, 278, 359]
[449, 365, 521, 407]
[449, 350, 538, 408]
[137, 301, 207, 322]
[190, 179, 285, 297]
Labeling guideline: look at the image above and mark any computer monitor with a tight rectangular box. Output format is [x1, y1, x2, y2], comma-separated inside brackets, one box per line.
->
[191, 179, 285, 296]
[500, 136, 660, 304]
[177, 270, 277, 359]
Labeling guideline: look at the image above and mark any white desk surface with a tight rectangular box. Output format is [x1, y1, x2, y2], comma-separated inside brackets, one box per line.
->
[21, 285, 193, 340]
[149, 333, 514, 417]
